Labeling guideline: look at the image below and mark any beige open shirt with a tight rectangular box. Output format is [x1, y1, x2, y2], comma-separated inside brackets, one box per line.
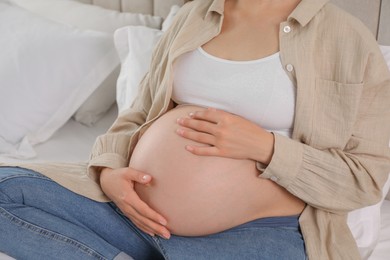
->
[4, 0, 390, 259]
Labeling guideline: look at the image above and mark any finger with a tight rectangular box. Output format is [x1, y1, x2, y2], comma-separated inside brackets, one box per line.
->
[185, 145, 221, 156]
[131, 217, 170, 239]
[177, 117, 216, 134]
[117, 193, 170, 239]
[126, 191, 168, 228]
[126, 205, 171, 239]
[176, 128, 215, 146]
[123, 168, 152, 184]
[131, 218, 156, 237]
[133, 211, 171, 239]
[188, 107, 221, 123]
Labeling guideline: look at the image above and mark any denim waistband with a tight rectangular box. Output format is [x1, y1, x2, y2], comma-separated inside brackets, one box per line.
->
[230, 214, 300, 231]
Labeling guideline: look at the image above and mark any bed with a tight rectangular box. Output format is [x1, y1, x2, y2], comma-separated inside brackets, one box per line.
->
[0, 0, 389, 259]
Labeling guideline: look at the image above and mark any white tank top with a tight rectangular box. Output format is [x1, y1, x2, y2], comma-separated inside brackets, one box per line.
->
[172, 47, 296, 137]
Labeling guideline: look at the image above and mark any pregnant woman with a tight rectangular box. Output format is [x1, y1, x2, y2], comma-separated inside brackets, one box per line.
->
[1, 0, 390, 259]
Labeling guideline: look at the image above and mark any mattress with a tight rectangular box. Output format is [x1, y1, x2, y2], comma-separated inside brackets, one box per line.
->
[0, 105, 118, 164]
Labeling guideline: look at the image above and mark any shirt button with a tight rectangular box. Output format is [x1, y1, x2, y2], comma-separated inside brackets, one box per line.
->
[283, 25, 291, 33]
[286, 64, 294, 72]
[270, 176, 279, 182]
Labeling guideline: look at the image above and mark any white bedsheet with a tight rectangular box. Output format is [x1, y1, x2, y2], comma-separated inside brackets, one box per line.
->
[0, 105, 117, 164]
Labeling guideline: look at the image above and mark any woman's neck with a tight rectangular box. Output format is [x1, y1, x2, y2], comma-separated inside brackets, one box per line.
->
[227, 0, 301, 16]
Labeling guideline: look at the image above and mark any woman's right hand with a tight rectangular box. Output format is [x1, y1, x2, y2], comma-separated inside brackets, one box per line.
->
[100, 167, 171, 239]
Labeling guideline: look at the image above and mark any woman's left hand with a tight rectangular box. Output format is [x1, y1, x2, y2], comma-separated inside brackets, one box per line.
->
[176, 107, 274, 164]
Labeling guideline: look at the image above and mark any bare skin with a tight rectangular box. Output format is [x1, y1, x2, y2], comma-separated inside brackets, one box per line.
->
[100, 0, 303, 239]
[132, 105, 305, 236]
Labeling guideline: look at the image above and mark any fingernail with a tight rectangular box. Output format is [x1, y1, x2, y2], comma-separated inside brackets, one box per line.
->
[176, 129, 184, 135]
[161, 231, 171, 240]
[159, 218, 167, 226]
[189, 112, 194, 117]
[142, 175, 150, 181]
[185, 145, 194, 152]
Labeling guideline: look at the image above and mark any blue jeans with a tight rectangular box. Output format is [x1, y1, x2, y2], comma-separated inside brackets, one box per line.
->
[0, 167, 306, 260]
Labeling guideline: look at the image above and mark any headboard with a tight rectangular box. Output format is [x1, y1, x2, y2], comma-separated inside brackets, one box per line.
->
[76, 0, 390, 45]
[330, 0, 390, 45]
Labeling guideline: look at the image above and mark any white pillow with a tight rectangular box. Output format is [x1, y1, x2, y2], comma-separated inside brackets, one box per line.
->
[114, 26, 163, 113]
[11, 0, 162, 33]
[0, 1, 119, 158]
[12, 0, 163, 126]
[162, 5, 181, 32]
[114, 5, 180, 113]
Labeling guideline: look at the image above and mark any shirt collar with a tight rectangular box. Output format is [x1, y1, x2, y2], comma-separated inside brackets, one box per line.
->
[205, 0, 330, 27]
[205, 0, 225, 19]
[288, 0, 329, 26]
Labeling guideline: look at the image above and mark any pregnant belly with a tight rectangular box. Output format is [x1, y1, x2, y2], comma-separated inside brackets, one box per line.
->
[130, 105, 304, 236]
